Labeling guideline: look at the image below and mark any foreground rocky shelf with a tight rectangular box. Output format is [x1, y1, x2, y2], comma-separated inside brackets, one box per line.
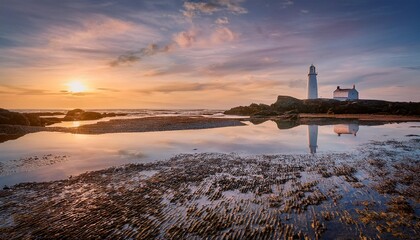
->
[0, 138, 419, 239]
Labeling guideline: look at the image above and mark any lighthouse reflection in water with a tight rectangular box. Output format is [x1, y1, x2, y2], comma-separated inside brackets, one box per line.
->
[308, 123, 359, 154]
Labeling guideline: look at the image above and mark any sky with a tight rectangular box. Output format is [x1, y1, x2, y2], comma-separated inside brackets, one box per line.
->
[1, 0, 419, 109]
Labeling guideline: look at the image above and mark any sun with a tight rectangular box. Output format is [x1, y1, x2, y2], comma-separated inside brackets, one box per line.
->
[67, 81, 86, 93]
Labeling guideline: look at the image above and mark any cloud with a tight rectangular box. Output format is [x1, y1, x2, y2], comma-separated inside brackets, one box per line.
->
[97, 87, 120, 92]
[109, 1, 243, 67]
[173, 30, 196, 48]
[182, 0, 247, 18]
[281, 0, 294, 8]
[48, 15, 135, 48]
[173, 26, 237, 48]
[198, 45, 305, 76]
[404, 66, 420, 71]
[142, 65, 192, 77]
[135, 78, 285, 94]
[0, 84, 100, 97]
[137, 82, 234, 94]
[109, 54, 140, 67]
[0, 84, 66, 96]
[300, 9, 309, 14]
[109, 43, 175, 67]
[215, 17, 229, 24]
[287, 79, 306, 88]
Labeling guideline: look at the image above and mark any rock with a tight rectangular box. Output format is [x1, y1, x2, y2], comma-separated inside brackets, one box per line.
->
[225, 96, 420, 116]
[0, 108, 44, 126]
[66, 108, 85, 117]
[224, 103, 271, 116]
[273, 120, 300, 129]
[102, 112, 128, 117]
[283, 113, 299, 121]
[63, 109, 103, 121]
[271, 96, 303, 112]
[79, 111, 102, 120]
[253, 110, 280, 117]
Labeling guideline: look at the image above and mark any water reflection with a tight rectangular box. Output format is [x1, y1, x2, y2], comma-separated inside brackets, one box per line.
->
[334, 123, 359, 136]
[308, 125, 318, 154]
[306, 123, 360, 154]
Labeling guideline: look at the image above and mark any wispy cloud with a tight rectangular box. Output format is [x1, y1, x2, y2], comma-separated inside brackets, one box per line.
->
[109, 43, 175, 67]
[281, 0, 294, 8]
[109, 0, 244, 67]
[215, 17, 229, 25]
[97, 87, 120, 92]
[403, 66, 420, 71]
[182, 0, 247, 18]
[135, 78, 287, 95]
[0, 84, 61, 96]
[173, 26, 237, 48]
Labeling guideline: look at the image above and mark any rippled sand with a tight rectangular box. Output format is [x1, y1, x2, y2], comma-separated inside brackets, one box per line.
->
[0, 138, 419, 239]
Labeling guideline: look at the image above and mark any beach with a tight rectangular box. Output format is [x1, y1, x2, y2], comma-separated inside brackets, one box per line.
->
[1, 138, 419, 239]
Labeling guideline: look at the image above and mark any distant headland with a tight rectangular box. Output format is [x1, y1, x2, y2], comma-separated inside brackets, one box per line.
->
[225, 64, 420, 117]
[224, 95, 420, 117]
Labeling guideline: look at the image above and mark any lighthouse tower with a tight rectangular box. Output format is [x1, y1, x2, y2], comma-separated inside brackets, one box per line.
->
[307, 64, 318, 99]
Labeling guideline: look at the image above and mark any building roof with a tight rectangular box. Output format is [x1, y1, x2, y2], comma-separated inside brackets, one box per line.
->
[334, 88, 356, 92]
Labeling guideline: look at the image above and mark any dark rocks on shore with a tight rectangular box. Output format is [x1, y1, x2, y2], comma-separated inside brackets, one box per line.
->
[26, 112, 64, 117]
[0, 108, 129, 127]
[0, 108, 45, 126]
[63, 109, 102, 121]
[63, 109, 127, 121]
[224, 95, 420, 116]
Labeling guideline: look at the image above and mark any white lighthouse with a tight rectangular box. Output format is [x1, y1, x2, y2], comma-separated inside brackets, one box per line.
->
[307, 64, 318, 99]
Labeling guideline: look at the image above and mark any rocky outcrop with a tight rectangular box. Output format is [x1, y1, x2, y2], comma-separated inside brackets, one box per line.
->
[224, 103, 273, 116]
[63, 109, 106, 121]
[0, 108, 44, 126]
[225, 96, 420, 116]
[0, 108, 129, 127]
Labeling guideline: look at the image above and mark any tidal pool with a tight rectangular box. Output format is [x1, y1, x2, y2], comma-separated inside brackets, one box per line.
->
[0, 120, 419, 186]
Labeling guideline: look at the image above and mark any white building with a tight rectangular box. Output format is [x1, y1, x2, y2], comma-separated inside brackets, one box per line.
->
[333, 85, 359, 101]
[307, 64, 318, 99]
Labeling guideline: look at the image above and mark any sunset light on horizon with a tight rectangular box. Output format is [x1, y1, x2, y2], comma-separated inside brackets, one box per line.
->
[1, 0, 420, 109]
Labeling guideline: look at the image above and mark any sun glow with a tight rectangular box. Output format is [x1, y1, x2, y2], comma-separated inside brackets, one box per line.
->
[67, 81, 86, 93]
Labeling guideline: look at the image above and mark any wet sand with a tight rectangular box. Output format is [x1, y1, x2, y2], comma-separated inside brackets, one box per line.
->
[69, 116, 246, 134]
[1, 138, 419, 239]
[0, 117, 245, 141]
